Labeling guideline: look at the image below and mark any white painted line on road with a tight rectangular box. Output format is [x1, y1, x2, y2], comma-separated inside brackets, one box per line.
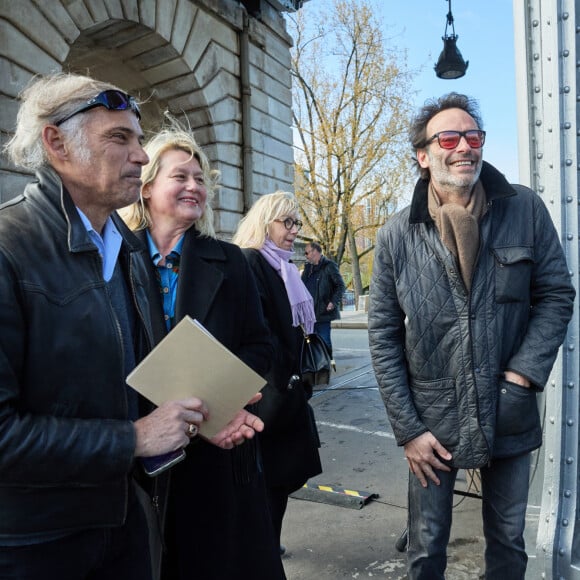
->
[317, 420, 396, 439]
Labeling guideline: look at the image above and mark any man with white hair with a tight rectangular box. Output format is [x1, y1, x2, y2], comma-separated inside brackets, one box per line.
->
[0, 73, 262, 580]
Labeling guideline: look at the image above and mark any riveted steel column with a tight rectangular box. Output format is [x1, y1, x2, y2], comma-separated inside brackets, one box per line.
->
[514, 1, 579, 578]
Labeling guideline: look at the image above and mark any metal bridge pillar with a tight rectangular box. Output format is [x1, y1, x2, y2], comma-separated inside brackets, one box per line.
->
[514, 1, 579, 577]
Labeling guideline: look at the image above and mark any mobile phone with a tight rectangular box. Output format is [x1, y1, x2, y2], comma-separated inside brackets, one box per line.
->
[140, 449, 186, 477]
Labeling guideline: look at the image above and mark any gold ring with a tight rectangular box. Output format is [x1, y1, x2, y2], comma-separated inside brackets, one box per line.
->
[187, 423, 198, 437]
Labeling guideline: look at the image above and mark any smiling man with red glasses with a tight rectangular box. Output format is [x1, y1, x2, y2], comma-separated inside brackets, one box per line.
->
[369, 93, 574, 580]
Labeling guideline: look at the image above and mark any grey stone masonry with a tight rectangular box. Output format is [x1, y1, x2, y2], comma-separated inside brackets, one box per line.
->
[0, 0, 296, 236]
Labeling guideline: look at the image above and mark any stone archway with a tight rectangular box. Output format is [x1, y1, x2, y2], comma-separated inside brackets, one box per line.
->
[0, 0, 295, 235]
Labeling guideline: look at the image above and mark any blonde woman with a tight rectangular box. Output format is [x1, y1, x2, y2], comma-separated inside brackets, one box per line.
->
[122, 127, 285, 580]
[233, 192, 322, 556]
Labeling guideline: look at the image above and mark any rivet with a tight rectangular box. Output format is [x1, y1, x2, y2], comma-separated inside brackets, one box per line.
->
[535, 86, 541, 93]
[562, 12, 569, 20]
[536, 119, 542, 126]
[566, 456, 574, 464]
[563, 86, 570, 93]
[563, 519, 569, 526]
[534, 53, 540, 60]
[565, 490, 572, 497]
[564, 122, 571, 129]
[563, 50, 570, 57]
[568, 382, 575, 388]
[567, 196, 573, 202]
[567, 418, 574, 426]
[537, 153, 543, 159]
[568, 343, 575, 351]
[533, 19, 539, 27]
[565, 159, 573, 166]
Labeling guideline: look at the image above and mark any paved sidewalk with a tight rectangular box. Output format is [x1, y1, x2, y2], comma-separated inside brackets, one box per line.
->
[332, 308, 368, 329]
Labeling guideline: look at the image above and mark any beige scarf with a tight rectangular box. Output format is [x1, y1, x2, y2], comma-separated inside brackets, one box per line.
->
[428, 181, 487, 291]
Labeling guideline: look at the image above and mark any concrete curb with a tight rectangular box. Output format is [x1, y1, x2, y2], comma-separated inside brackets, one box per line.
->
[331, 320, 368, 329]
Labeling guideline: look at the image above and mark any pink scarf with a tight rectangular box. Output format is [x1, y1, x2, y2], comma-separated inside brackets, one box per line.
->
[259, 239, 316, 334]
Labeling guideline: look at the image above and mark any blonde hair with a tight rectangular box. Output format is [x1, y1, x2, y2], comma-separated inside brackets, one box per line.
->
[232, 191, 300, 249]
[4, 73, 128, 170]
[121, 123, 219, 238]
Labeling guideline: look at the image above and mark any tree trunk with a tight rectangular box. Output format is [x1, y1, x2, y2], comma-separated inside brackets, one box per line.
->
[347, 228, 363, 308]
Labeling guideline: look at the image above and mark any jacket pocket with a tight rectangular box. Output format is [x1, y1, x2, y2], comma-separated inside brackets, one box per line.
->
[410, 377, 459, 448]
[492, 246, 533, 303]
[496, 379, 539, 436]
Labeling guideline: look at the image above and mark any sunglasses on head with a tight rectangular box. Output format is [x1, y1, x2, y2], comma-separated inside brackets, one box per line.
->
[55, 90, 141, 127]
[425, 129, 486, 150]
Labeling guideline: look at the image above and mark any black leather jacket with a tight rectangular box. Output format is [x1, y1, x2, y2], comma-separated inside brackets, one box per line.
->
[369, 162, 575, 468]
[0, 167, 156, 535]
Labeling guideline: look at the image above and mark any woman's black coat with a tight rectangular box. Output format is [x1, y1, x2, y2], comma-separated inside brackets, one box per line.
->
[242, 249, 322, 490]
[137, 228, 285, 580]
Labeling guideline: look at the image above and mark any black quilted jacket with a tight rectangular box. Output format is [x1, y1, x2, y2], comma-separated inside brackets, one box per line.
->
[369, 162, 575, 468]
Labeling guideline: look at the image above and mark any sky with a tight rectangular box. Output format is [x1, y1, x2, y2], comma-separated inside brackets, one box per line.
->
[299, 0, 520, 183]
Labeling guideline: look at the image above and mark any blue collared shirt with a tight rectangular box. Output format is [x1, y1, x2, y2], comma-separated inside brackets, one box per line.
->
[146, 231, 184, 331]
[76, 208, 122, 282]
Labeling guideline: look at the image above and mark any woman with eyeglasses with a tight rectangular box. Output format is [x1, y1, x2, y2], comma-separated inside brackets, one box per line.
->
[233, 191, 322, 557]
[121, 126, 285, 580]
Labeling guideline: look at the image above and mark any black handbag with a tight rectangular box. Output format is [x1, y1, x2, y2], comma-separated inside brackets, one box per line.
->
[299, 326, 332, 389]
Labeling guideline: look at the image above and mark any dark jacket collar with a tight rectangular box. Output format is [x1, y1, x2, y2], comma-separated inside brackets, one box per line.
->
[408, 161, 517, 224]
[35, 166, 144, 255]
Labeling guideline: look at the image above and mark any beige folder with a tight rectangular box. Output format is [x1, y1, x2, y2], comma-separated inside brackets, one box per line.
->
[126, 315, 266, 439]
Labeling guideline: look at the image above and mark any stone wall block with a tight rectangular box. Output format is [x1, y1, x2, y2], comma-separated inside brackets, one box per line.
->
[0, 171, 33, 204]
[252, 129, 293, 165]
[155, 0, 177, 42]
[201, 70, 240, 105]
[116, 31, 166, 58]
[0, 95, 19, 134]
[214, 188, 243, 212]
[142, 57, 191, 85]
[0, 22, 60, 73]
[137, 0, 156, 30]
[120, 0, 139, 22]
[252, 172, 293, 197]
[0, 1, 70, 63]
[103, 0, 125, 20]
[0, 58, 34, 100]
[250, 46, 291, 91]
[194, 42, 238, 87]
[85, 0, 110, 24]
[32, 0, 81, 43]
[213, 209, 243, 237]
[251, 84, 291, 116]
[59, 0, 95, 30]
[171, 0, 196, 53]
[216, 162, 242, 192]
[131, 44, 179, 71]
[150, 72, 198, 100]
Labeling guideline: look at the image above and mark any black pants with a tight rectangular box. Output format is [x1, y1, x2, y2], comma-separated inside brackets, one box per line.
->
[0, 483, 152, 580]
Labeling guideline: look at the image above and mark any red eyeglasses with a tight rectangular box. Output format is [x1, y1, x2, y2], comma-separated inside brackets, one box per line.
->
[425, 130, 486, 150]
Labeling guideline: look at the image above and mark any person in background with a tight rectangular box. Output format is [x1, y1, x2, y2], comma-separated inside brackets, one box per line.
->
[0, 72, 258, 580]
[368, 92, 575, 579]
[301, 241, 346, 366]
[121, 125, 285, 580]
[233, 191, 323, 557]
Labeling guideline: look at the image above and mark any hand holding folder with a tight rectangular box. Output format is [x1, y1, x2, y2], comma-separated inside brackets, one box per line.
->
[127, 316, 267, 439]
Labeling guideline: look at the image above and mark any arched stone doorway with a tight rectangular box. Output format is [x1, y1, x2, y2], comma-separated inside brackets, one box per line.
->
[0, 0, 294, 235]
